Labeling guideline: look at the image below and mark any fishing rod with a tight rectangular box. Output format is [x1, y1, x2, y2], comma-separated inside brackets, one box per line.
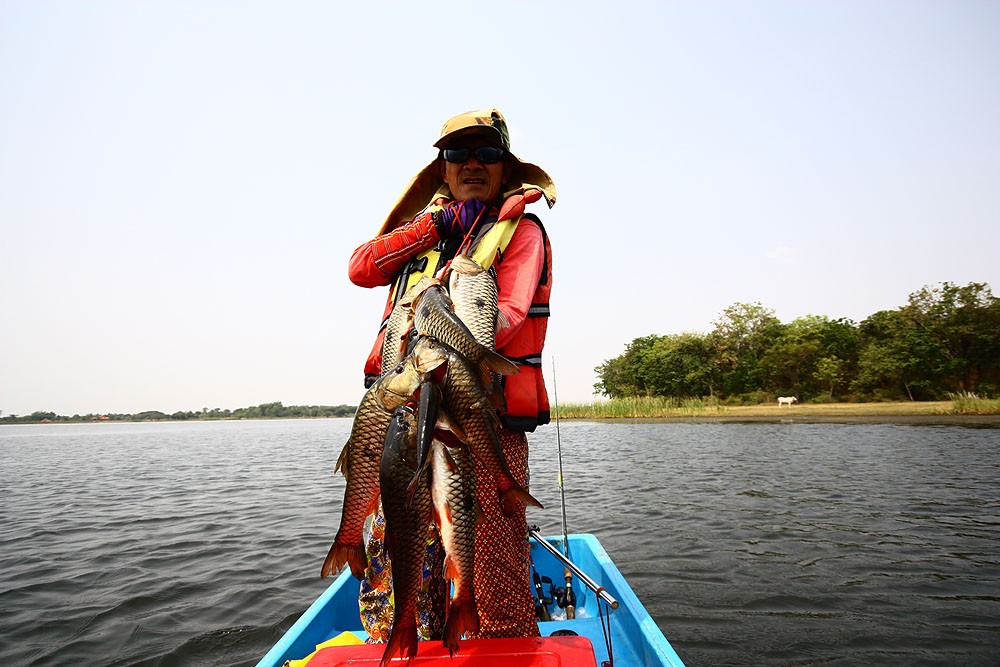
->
[528, 526, 619, 610]
[550, 358, 576, 618]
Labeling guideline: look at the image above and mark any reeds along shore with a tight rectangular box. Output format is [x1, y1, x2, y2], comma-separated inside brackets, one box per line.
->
[554, 394, 1000, 419]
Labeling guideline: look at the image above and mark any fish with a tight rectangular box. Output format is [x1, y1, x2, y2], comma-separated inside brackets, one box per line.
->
[446, 254, 509, 349]
[380, 277, 435, 375]
[407, 379, 440, 504]
[438, 344, 542, 516]
[379, 405, 433, 667]
[430, 438, 480, 654]
[412, 282, 519, 390]
[321, 337, 448, 580]
[446, 254, 511, 409]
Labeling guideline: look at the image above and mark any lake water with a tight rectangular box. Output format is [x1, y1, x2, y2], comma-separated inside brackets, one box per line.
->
[1, 419, 998, 666]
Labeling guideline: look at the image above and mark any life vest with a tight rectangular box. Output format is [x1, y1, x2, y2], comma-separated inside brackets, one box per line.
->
[498, 214, 551, 432]
[362, 210, 551, 432]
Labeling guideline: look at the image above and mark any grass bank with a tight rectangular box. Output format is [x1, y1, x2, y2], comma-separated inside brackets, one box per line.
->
[555, 395, 1000, 420]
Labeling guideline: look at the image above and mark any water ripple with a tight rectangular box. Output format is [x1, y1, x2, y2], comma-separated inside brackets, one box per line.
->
[1, 419, 999, 665]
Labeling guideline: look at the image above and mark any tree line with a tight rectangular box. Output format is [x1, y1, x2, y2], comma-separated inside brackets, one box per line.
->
[595, 282, 1000, 403]
[0, 401, 357, 424]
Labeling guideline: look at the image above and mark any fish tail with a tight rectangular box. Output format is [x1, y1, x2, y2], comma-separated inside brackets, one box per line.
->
[501, 485, 543, 517]
[442, 596, 479, 656]
[380, 617, 418, 667]
[321, 539, 367, 580]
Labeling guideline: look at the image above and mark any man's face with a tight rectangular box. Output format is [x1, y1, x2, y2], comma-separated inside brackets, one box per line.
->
[439, 136, 512, 203]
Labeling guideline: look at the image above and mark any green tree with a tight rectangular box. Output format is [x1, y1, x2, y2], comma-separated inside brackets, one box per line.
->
[710, 302, 783, 395]
[853, 309, 930, 400]
[814, 355, 845, 401]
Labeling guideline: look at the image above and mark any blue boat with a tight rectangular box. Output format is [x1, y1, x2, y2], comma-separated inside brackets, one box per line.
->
[256, 533, 686, 666]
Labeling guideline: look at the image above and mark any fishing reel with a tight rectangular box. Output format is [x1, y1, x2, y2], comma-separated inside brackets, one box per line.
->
[550, 581, 577, 610]
[532, 570, 554, 621]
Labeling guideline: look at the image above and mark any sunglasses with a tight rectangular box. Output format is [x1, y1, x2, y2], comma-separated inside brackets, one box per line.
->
[440, 146, 506, 164]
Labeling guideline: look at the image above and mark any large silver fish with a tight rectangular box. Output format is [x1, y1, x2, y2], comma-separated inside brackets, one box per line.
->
[446, 254, 511, 409]
[321, 337, 447, 580]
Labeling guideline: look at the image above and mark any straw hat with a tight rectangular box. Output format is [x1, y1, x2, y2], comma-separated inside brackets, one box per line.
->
[377, 109, 556, 235]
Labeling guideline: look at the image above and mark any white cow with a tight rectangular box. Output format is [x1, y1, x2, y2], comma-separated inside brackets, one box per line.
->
[777, 396, 798, 407]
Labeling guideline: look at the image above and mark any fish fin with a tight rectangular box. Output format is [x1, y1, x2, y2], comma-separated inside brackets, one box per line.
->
[494, 373, 508, 411]
[441, 446, 460, 474]
[442, 553, 459, 580]
[406, 457, 431, 505]
[435, 407, 467, 441]
[432, 504, 451, 530]
[405, 469, 422, 505]
[501, 486, 544, 517]
[483, 348, 519, 376]
[399, 275, 436, 304]
[477, 361, 495, 394]
[451, 253, 484, 274]
[442, 597, 480, 656]
[334, 441, 349, 476]
[321, 539, 367, 580]
[487, 375, 507, 412]
[381, 617, 418, 667]
[365, 491, 382, 519]
[496, 309, 510, 330]
[435, 428, 467, 449]
[476, 498, 486, 525]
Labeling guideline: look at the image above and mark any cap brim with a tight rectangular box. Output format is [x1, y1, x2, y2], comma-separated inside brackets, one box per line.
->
[433, 125, 507, 149]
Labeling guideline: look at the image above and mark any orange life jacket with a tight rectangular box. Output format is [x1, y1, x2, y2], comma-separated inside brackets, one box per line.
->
[363, 214, 551, 432]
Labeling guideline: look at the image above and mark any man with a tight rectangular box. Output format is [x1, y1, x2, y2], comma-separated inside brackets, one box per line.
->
[347, 109, 556, 641]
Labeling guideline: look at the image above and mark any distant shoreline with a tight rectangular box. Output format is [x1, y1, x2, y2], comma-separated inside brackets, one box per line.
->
[5, 401, 999, 426]
[0, 415, 352, 426]
[555, 399, 1000, 424]
[564, 414, 1000, 425]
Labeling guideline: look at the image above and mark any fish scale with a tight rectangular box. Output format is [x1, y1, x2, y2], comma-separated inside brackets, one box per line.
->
[448, 255, 502, 350]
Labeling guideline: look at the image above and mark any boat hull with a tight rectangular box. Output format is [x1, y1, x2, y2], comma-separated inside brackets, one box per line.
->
[256, 534, 685, 667]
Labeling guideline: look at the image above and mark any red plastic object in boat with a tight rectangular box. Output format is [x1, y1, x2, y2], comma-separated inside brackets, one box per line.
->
[305, 636, 598, 666]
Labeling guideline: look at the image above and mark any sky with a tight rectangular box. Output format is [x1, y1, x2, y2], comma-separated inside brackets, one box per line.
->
[2, 1, 998, 417]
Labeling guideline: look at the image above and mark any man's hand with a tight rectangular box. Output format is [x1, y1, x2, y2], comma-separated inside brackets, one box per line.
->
[434, 199, 487, 238]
